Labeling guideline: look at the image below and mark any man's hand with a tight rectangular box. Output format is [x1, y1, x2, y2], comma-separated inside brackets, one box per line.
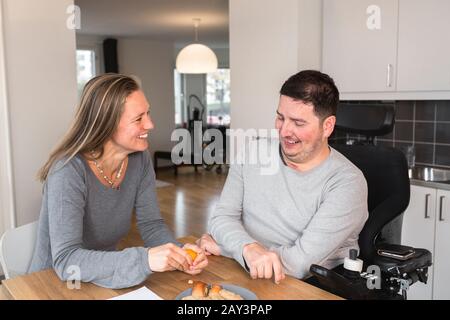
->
[242, 242, 285, 284]
[196, 234, 221, 256]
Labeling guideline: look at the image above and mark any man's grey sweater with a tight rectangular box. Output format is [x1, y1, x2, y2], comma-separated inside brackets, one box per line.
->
[28, 150, 177, 289]
[209, 140, 368, 278]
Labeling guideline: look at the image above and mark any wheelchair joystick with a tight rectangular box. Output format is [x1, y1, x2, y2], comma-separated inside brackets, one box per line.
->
[343, 249, 363, 279]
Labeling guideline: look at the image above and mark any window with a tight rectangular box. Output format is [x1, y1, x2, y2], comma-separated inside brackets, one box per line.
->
[206, 69, 230, 126]
[173, 68, 231, 127]
[174, 70, 185, 126]
[76, 49, 96, 96]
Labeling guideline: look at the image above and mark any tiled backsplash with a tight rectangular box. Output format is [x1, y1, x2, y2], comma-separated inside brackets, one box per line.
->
[331, 100, 450, 168]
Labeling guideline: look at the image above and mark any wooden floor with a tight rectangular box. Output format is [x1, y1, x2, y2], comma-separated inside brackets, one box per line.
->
[0, 284, 11, 300]
[118, 165, 228, 249]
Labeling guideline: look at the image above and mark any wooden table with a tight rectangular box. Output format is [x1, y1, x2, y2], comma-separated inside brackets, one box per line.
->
[1, 236, 342, 300]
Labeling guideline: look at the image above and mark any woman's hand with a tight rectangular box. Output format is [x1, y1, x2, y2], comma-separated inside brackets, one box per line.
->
[196, 234, 221, 256]
[182, 243, 208, 275]
[148, 243, 193, 272]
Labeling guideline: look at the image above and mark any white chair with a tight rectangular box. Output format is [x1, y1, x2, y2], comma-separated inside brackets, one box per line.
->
[0, 221, 38, 279]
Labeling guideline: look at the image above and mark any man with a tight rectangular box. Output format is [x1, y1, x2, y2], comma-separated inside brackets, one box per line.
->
[198, 70, 368, 284]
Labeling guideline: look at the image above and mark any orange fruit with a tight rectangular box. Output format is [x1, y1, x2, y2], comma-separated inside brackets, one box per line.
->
[185, 248, 198, 261]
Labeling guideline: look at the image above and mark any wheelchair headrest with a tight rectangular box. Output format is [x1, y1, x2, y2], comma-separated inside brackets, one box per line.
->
[335, 103, 395, 137]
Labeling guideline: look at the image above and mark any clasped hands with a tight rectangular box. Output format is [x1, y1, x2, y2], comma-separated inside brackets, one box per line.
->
[147, 242, 208, 275]
[196, 234, 285, 284]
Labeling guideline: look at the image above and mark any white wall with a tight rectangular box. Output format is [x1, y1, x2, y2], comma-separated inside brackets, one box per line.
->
[229, 0, 323, 131]
[0, 0, 15, 243]
[2, 0, 78, 226]
[298, 0, 323, 71]
[214, 47, 230, 69]
[117, 38, 176, 158]
[229, 0, 300, 131]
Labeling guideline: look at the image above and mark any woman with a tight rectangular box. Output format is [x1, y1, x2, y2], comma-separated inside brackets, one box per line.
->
[28, 73, 207, 289]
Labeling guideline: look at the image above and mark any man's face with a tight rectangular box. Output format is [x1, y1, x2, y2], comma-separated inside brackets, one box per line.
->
[275, 95, 334, 164]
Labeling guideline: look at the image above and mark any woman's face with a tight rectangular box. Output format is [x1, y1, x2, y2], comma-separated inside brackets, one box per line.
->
[111, 90, 154, 154]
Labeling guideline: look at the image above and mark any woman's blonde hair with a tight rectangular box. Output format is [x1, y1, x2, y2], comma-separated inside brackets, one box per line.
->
[37, 73, 140, 182]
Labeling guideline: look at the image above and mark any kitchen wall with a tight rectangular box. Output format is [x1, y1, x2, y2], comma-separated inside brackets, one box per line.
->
[333, 100, 450, 168]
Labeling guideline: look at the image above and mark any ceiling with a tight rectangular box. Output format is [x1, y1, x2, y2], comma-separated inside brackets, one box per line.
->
[75, 0, 229, 47]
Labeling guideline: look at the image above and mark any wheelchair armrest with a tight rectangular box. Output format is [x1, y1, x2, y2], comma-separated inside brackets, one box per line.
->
[373, 244, 432, 276]
[309, 264, 377, 300]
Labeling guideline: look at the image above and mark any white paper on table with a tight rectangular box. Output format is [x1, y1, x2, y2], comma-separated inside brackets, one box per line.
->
[108, 286, 163, 300]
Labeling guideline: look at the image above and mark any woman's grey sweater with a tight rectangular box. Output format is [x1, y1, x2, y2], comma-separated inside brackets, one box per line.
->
[28, 150, 177, 289]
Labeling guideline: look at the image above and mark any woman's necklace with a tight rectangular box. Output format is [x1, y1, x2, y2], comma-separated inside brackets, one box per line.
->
[91, 154, 125, 189]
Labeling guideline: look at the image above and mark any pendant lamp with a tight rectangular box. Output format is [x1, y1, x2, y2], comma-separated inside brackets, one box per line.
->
[176, 19, 218, 74]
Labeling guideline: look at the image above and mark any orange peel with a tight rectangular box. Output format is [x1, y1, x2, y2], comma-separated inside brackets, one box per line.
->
[185, 248, 198, 261]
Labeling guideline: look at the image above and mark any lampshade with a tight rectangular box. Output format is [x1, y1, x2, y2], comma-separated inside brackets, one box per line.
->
[176, 43, 218, 74]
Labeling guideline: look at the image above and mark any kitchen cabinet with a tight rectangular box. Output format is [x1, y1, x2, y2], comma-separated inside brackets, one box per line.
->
[322, 0, 450, 96]
[396, 0, 450, 91]
[322, 0, 398, 92]
[401, 185, 450, 299]
[401, 185, 435, 300]
[432, 189, 450, 299]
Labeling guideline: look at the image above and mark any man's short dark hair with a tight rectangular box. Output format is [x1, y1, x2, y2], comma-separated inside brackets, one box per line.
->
[280, 70, 339, 120]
